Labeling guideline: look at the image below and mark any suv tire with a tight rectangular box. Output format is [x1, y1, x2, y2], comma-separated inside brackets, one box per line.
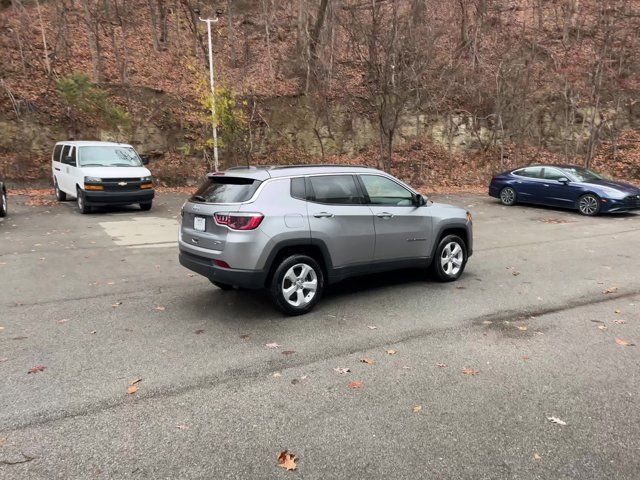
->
[431, 234, 467, 282]
[77, 188, 91, 214]
[270, 254, 324, 316]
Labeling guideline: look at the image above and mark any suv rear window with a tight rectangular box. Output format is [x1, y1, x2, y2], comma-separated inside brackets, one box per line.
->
[191, 176, 262, 203]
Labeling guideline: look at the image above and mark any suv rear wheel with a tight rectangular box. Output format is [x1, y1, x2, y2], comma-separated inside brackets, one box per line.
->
[431, 234, 467, 282]
[270, 254, 324, 315]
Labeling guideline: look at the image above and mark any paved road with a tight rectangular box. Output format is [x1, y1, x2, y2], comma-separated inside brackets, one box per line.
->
[0, 192, 639, 479]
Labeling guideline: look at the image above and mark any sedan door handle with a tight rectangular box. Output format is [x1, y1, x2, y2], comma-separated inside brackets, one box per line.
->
[376, 212, 395, 219]
[313, 212, 334, 218]
[543, 184, 550, 187]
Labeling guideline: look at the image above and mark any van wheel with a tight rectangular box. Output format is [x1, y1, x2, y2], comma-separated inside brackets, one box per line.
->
[270, 255, 324, 316]
[77, 188, 91, 214]
[140, 202, 152, 211]
[431, 234, 467, 282]
[54, 180, 67, 201]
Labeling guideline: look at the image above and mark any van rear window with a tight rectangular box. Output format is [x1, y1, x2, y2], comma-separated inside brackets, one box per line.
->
[191, 177, 262, 203]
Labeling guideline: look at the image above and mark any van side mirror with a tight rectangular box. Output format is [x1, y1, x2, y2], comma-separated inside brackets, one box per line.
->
[557, 177, 569, 184]
[63, 156, 75, 166]
[413, 193, 427, 206]
[140, 155, 150, 165]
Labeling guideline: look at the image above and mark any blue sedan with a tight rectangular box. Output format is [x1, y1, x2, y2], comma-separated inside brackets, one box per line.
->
[489, 165, 640, 215]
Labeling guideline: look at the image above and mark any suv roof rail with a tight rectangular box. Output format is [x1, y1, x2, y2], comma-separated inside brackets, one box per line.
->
[269, 164, 375, 170]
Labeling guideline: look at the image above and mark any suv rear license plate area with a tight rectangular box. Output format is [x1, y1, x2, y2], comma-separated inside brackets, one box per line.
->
[194, 216, 206, 232]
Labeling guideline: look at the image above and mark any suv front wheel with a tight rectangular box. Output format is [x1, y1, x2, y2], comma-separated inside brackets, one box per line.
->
[431, 234, 467, 282]
[270, 255, 324, 315]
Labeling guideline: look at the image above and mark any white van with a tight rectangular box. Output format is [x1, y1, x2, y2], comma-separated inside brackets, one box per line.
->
[52, 141, 154, 213]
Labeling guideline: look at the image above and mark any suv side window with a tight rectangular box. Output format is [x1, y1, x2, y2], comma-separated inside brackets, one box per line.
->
[360, 175, 414, 206]
[290, 177, 306, 200]
[307, 175, 363, 205]
[53, 144, 63, 162]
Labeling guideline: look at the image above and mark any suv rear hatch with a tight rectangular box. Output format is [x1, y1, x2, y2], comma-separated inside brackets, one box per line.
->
[181, 175, 264, 252]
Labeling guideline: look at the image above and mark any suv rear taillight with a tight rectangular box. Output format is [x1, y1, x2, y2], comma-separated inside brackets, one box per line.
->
[214, 212, 264, 230]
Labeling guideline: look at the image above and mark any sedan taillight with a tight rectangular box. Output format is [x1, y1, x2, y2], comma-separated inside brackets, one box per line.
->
[214, 212, 264, 230]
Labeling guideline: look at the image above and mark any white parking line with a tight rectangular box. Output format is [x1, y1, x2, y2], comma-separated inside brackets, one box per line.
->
[98, 217, 179, 248]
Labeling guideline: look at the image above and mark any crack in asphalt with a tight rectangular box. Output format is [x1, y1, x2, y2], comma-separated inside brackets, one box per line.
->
[2, 288, 638, 434]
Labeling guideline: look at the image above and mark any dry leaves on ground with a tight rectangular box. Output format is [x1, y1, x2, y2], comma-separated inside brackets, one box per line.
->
[265, 342, 280, 349]
[386, 349, 397, 355]
[598, 325, 607, 331]
[27, 365, 46, 374]
[412, 405, 422, 414]
[195, 329, 205, 335]
[614, 320, 627, 325]
[127, 385, 138, 394]
[533, 453, 542, 460]
[517, 326, 528, 331]
[155, 305, 166, 311]
[367, 325, 378, 330]
[615, 338, 635, 347]
[57, 319, 69, 324]
[615, 309, 621, 314]
[547, 416, 567, 426]
[462, 367, 479, 375]
[277, 451, 298, 471]
[348, 380, 364, 389]
[360, 358, 376, 365]
[512, 271, 521, 276]
[334, 367, 351, 374]
[272, 372, 282, 378]
[240, 334, 251, 341]
[112, 302, 122, 308]
[436, 363, 448, 368]
[176, 424, 189, 430]
[281, 350, 296, 356]
[603, 286, 618, 294]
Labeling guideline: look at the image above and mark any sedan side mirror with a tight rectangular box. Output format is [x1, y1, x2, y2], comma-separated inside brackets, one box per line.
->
[140, 155, 150, 165]
[413, 193, 427, 207]
[557, 177, 569, 184]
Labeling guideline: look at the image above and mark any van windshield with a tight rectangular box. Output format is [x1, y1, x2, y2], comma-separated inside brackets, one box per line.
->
[78, 146, 142, 167]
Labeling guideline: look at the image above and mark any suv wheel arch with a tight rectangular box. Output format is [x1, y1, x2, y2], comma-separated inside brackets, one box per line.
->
[263, 239, 332, 288]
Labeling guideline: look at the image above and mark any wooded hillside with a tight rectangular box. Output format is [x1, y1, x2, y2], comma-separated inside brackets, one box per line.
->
[1, 0, 639, 187]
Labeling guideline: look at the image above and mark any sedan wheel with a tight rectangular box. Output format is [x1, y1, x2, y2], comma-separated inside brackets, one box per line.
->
[578, 194, 600, 216]
[500, 187, 517, 206]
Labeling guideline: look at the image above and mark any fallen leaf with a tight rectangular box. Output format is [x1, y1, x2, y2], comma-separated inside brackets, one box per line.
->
[111, 302, 122, 308]
[176, 424, 189, 430]
[195, 329, 205, 335]
[348, 380, 364, 389]
[0, 357, 8, 363]
[462, 367, 479, 375]
[360, 358, 376, 365]
[603, 286, 618, 294]
[57, 319, 69, 324]
[265, 342, 280, 349]
[533, 453, 542, 460]
[412, 405, 422, 414]
[239, 334, 251, 341]
[0, 326, 4, 331]
[367, 325, 378, 330]
[272, 372, 282, 378]
[615, 338, 635, 347]
[281, 350, 296, 356]
[155, 305, 166, 311]
[615, 309, 621, 314]
[90, 330, 97, 335]
[107, 281, 115, 286]
[598, 325, 607, 331]
[436, 363, 448, 368]
[517, 325, 528, 331]
[512, 271, 521, 276]
[127, 385, 138, 394]
[614, 320, 627, 325]
[130, 378, 142, 386]
[28, 365, 46, 374]
[482, 320, 493, 325]
[187, 273, 194, 277]
[521, 356, 530, 361]
[277, 451, 298, 471]
[547, 416, 567, 426]
[334, 367, 351, 374]
[386, 349, 397, 355]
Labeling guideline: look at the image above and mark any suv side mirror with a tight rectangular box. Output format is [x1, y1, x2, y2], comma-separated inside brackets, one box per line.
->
[413, 193, 427, 207]
[140, 155, 150, 165]
[557, 177, 569, 184]
[63, 156, 75, 166]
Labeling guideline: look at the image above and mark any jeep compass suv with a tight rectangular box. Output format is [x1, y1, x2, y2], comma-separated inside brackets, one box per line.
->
[179, 165, 473, 315]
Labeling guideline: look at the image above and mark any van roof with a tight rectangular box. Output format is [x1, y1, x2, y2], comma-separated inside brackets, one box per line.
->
[55, 141, 134, 148]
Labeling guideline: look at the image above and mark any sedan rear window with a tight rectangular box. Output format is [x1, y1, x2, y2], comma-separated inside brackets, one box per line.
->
[191, 176, 262, 203]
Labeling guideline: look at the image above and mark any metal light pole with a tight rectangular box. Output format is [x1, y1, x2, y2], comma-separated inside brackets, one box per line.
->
[200, 16, 220, 171]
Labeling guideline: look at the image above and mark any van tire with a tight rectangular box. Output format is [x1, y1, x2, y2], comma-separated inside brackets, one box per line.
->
[140, 201, 152, 211]
[77, 188, 91, 214]
[54, 180, 67, 201]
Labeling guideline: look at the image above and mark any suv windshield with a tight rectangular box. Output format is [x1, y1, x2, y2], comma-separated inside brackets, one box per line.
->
[562, 167, 603, 183]
[78, 146, 142, 167]
[191, 177, 262, 203]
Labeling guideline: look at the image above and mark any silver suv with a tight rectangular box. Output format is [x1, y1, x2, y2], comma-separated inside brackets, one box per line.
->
[179, 165, 473, 315]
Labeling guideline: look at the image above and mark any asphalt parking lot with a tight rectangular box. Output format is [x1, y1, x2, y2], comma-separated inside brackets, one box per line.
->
[1, 192, 639, 479]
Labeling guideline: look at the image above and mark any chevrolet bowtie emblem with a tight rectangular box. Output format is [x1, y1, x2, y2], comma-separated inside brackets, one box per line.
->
[118, 181, 128, 186]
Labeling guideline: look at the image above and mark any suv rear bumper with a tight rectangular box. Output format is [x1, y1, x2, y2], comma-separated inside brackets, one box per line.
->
[84, 189, 154, 206]
[179, 249, 266, 289]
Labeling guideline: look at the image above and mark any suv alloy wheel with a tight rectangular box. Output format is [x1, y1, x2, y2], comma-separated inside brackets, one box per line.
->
[432, 234, 467, 282]
[270, 255, 324, 315]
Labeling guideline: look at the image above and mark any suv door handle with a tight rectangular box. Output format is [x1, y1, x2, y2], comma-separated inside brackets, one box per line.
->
[313, 212, 334, 218]
[376, 212, 394, 219]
